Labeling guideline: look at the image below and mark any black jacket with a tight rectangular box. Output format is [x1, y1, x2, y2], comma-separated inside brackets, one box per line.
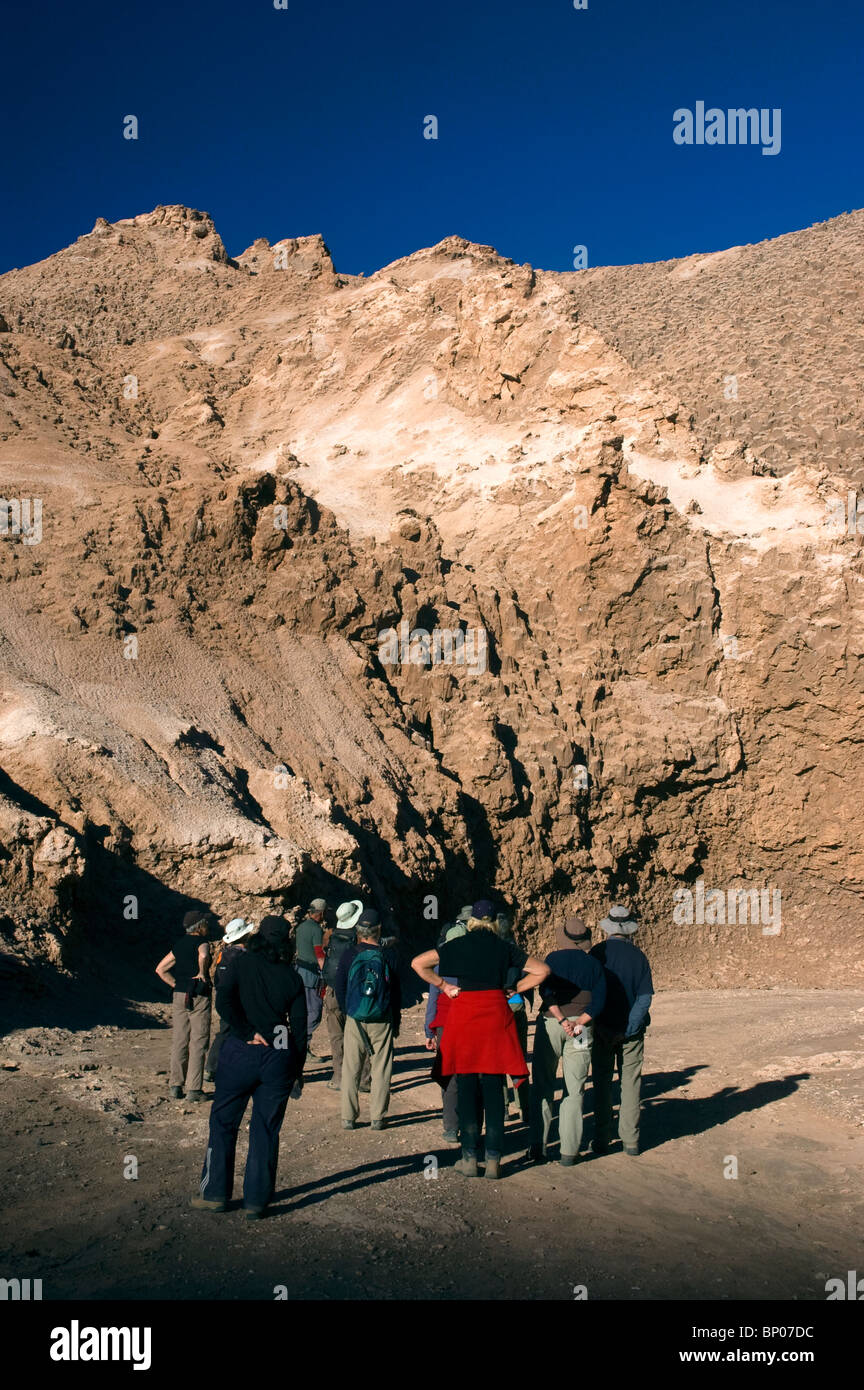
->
[217, 949, 308, 1064]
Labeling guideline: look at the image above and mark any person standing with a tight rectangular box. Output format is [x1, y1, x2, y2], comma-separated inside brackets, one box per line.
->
[412, 900, 549, 1180]
[191, 915, 307, 1220]
[321, 899, 368, 1092]
[155, 909, 214, 1102]
[294, 898, 328, 1058]
[335, 910, 401, 1130]
[424, 922, 465, 1145]
[204, 917, 256, 1082]
[590, 905, 654, 1157]
[528, 915, 606, 1166]
[497, 912, 531, 1125]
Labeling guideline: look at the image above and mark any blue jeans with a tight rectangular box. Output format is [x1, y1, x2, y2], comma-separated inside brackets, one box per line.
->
[296, 965, 323, 1036]
[199, 1035, 300, 1209]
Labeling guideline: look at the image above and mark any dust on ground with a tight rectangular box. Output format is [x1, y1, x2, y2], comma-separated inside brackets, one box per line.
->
[1, 988, 862, 1301]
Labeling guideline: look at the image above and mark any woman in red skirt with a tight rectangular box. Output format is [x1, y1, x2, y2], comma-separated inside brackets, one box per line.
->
[412, 900, 549, 1179]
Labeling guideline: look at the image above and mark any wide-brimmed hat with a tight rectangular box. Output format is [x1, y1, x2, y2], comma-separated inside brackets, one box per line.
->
[556, 914, 591, 950]
[599, 904, 639, 936]
[335, 899, 364, 932]
[223, 917, 255, 945]
[456, 904, 473, 923]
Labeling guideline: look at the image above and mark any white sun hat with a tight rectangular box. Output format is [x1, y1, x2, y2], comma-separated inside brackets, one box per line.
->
[598, 904, 639, 936]
[334, 899, 364, 932]
[223, 917, 256, 945]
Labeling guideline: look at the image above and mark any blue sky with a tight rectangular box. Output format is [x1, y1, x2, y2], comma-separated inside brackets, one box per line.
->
[2, 0, 861, 275]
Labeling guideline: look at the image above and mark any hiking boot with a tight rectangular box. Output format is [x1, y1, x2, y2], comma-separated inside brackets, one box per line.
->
[442, 1130, 460, 1146]
[527, 1143, 546, 1163]
[289, 1080, 303, 1100]
[203, 1071, 214, 1084]
[455, 1154, 479, 1178]
[624, 1145, 640, 1157]
[342, 1120, 356, 1130]
[243, 1206, 266, 1221]
[359, 1082, 371, 1094]
[170, 1085, 183, 1100]
[327, 1080, 341, 1092]
[190, 1196, 226, 1213]
[371, 1119, 387, 1130]
[560, 1154, 580, 1167]
[186, 1090, 206, 1102]
[484, 1156, 501, 1180]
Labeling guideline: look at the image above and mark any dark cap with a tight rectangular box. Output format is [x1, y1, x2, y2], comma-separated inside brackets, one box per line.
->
[258, 914, 290, 944]
[183, 909, 210, 933]
[472, 899, 495, 920]
[358, 908, 380, 928]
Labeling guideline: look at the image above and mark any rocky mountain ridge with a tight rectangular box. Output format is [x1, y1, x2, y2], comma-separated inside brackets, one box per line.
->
[1, 204, 862, 987]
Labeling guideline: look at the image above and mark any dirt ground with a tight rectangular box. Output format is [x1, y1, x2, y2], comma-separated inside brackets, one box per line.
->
[1, 984, 862, 1302]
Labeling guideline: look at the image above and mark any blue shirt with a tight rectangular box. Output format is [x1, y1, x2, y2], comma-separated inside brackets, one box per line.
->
[539, 948, 606, 1019]
[590, 937, 653, 1036]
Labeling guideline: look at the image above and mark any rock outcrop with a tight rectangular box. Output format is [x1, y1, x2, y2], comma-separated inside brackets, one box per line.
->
[0, 205, 862, 987]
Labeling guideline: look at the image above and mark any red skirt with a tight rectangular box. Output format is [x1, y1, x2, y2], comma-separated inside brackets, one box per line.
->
[429, 990, 452, 1030]
[436, 989, 528, 1083]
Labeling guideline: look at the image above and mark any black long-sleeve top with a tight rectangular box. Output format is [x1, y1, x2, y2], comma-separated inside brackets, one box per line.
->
[216, 949, 308, 1063]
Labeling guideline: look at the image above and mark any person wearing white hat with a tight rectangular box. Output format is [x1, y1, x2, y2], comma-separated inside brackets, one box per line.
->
[321, 900, 370, 1091]
[204, 917, 256, 1083]
[589, 905, 654, 1156]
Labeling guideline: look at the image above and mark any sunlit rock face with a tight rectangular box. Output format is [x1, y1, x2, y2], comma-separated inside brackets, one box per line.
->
[0, 206, 862, 988]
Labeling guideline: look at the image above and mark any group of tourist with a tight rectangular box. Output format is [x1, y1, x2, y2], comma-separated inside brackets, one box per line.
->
[154, 894, 653, 1219]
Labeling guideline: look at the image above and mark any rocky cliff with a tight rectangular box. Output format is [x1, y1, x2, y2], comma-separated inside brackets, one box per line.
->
[1, 204, 862, 987]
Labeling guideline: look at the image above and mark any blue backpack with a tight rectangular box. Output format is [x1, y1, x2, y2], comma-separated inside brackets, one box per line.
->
[345, 948, 392, 1022]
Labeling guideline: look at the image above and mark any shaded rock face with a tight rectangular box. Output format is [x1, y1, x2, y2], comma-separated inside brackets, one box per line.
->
[0, 204, 862, 987]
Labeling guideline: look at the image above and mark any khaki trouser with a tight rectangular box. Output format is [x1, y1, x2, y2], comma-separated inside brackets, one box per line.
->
[170, 992, 211, 1092]
[591, 1029, 645, 1150]
[529, 1014, 593, 1156]
[324, 986, 370, 1087]
[504, 1007, 530, 1121]
[341, 1018, 394, 1126]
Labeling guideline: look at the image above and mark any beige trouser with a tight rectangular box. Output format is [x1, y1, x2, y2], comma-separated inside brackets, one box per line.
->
[341, 1018, 394, 1126]
[530, 1014, 593, 1156]
[169, 992, 211, 1092]
[591, 1029, 645, 1150]
[324, 987, 370, 1087]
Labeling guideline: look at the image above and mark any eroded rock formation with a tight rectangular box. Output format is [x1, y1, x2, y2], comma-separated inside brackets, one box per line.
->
[0, 205, 862, 986]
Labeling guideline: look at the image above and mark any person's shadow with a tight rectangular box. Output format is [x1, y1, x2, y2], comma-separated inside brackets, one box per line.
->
[640, 1072, 811, 1150]
[266, 1148, 448, 1215]
[528, 1065, 809, 1157]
